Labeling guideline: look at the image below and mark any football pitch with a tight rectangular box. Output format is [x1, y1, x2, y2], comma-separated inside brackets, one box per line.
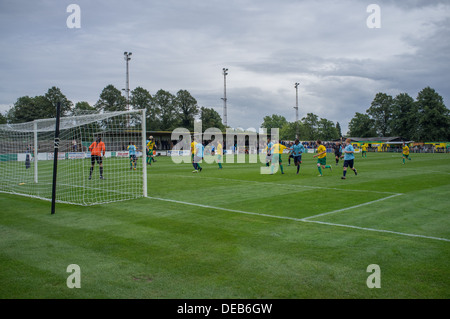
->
[0, 152, 449, 299]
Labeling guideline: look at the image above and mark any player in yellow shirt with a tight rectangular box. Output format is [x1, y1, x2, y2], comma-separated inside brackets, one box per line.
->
[216, 140, 223, 169]
[313, 140, 332, 176]
[402, 142, 411, 164]
[361, 144, 367, 158]
[146, 136, 156, 165]
[191, 137, 198, 171]
[269, 141, 292, 174]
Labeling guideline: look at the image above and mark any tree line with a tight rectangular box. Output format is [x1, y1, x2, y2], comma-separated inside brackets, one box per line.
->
[1, 85, 225, 132]
[261, 113, 342, 141]
[2, 85, 448, 142]
[348, 87, 450, 141]
[261, 86, 449, 142]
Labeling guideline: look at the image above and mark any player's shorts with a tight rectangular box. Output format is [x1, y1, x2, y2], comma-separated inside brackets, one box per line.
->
[129, 155, 136, 161]
[317, 157, 327, 166]
[194, 155, 203, 163]
[403, 154, 409, 158]
[335, 152, 342, 158]
[343, 159, 354, 168]
[266, 153, 273, 163]
[217, 154, 222, 162]
[294, 155, 302, 165]
[271, 154, 282, 164]
[91, 155, 102, 165]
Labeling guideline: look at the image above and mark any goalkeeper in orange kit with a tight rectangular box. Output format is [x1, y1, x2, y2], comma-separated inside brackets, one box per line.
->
[89, 136, 106, 180]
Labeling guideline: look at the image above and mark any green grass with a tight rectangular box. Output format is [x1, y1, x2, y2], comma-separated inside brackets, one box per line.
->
[0, 152, 449, 299]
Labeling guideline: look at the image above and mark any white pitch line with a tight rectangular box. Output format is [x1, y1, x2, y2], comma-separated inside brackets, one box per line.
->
[302, 194, 403, 220]
[302, 220, 450, 242]
[146, 195, 450, 243]
[147, 196, 305, 222]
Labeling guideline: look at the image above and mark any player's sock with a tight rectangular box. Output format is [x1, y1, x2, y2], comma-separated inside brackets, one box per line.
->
[99, 167, 103, 178]
[218, 163, 222, 169]
[297, 165, 300, 174]
[326, 165, 331, 169]
[89, 167, 93, 178]
[318, 166, 322, 175]
[343, 170, 347, 177]
[280, 165, 284, 174]
[402, 158, 405, 164]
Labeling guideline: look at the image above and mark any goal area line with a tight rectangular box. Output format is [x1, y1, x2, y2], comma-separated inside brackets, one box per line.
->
[145, 194, 450, 243]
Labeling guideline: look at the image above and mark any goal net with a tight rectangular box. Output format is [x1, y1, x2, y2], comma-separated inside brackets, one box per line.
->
[0, 110, 147, 206]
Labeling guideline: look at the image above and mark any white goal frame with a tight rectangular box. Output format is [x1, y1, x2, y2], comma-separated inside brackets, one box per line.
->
[0, 109, 147, 206]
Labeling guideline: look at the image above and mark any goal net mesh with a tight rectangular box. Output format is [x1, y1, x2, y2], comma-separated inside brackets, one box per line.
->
[0, 110, 147, 206]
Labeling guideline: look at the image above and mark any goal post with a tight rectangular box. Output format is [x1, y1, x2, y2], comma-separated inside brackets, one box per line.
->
[0, 109, 148, 206]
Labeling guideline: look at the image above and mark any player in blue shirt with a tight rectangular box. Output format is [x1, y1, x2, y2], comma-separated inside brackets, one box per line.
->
[265, 138, 274, 167]
[341, 138, 358, 179]
[193, 141, 205, 173]
[127, 142, 137, 170]
[291, 139, 305, 175]
[287, 142, 294, 166]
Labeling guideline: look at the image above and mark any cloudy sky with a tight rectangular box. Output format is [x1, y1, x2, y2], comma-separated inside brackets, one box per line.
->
[0, 0, 449, 134]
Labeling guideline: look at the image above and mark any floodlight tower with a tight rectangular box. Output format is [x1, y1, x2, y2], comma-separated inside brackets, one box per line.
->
[124, 52, 132, 110]
[221, 68, 228, 127]
[294, 82, 300, 138]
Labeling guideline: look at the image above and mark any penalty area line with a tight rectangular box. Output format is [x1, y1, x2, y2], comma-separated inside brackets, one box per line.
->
[146, 195, 450, 243]
[302, 219, 450, 242]
[146, 196, 305, 222]
[302, 194, 403, 220]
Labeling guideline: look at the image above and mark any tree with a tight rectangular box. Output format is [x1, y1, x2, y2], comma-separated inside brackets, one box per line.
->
[0, 112, 6, 124]
[45, 86, 73, 116]
[336, 122, 342, 138]
[95, 85, 127, 112]
[279, 121, 299, 140]
[200, 107, 225, 131]
[175, 90, 199, 131]
[348, 112, 377, 137]
[153, 89, 178, 131]
[7, 96, 37, 123]
[318, 118, 339, 141]
[6, 95, 52, 123]
[367, 92, 393, 137]
[261, 114, 288, 136]
[416, 87, 450, 141]
[131, 87, 161, 131]
[73, 101, 95, 115]
[301, 113, 319, 140]
[391, 93, 418, 140]
[6, 87, 72, 123]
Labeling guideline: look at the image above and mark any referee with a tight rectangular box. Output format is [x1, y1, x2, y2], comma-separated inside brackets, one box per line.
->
[334, 142, 342, 166]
